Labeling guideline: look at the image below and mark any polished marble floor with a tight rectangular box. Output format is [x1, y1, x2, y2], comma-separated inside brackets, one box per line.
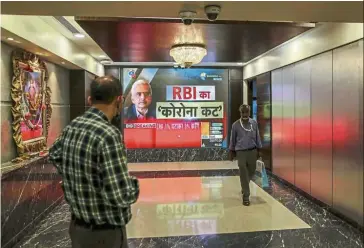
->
[129, 177, 309, 238]
[16, 162, 363, 248]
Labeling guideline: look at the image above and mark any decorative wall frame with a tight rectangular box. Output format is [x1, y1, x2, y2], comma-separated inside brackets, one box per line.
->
[11, 50, 52, 156]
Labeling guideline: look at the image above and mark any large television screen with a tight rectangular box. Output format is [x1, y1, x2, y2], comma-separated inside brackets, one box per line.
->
[122, 68, 228, 149]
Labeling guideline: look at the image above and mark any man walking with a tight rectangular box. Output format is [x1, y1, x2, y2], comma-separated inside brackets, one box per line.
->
[229, 104, 262, 206]
[49, 76, 139, 248]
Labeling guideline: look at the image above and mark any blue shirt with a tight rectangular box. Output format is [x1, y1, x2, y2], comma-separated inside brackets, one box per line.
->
[229, 118, 262, 151]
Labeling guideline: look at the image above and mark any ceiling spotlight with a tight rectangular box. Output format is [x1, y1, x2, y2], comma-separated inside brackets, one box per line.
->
[73, 33, 85, 38]
[7, 37, 14, 41]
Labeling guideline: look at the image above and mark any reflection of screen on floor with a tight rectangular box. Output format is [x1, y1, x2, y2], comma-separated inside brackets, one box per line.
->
[123, 68, 228, 149]
[168, 219, 217, 234]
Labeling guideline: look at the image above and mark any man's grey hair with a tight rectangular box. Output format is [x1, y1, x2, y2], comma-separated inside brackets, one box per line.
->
[131, 79, 152, 95]
[239, 104, 250, 112]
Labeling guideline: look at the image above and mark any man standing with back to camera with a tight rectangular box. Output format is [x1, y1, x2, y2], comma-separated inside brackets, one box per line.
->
[229, 104, 262, 206]
[49, 75, 139, 248]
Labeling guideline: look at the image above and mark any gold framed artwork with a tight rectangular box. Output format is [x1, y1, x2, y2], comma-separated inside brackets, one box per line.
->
[11, 50, 52, 156]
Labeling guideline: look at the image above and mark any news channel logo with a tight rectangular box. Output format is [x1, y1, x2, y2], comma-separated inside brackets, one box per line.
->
[200, 72, 207, 80]
[128, 70, 136, 79]
[200, 72, 222, 81]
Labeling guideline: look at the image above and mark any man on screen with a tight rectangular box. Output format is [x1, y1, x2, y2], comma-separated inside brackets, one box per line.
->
[125, 79, 156, 120]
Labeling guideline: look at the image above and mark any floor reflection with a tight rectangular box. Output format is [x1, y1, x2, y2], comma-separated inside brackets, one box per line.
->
[15, 168, 362, 248]
[127, 176, 309, 238]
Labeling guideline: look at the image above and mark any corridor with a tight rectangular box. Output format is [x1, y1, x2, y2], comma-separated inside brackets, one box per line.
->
[16, 162, 363, 248]
[1, 2, 364, 248]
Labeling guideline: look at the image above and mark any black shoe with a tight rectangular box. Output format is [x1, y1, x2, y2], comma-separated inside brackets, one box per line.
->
[242, 194, 250, 206]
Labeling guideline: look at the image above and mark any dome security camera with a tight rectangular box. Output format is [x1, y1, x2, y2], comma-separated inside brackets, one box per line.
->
[205, 5, 221, 21]
[179, 10, 197, 25]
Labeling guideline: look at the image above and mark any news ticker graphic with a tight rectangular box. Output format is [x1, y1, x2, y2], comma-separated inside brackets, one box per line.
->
[201, 122, 224, 147]
[166, 85, 216, 101]
[124, 122, 200, 130]
[125, 123, 157, 129]
[156, 102, 224, 119]
[123, 121, 223, 148]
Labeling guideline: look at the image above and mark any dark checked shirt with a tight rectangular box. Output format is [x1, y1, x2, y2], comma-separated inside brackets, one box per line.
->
[49, 107, 139, 226]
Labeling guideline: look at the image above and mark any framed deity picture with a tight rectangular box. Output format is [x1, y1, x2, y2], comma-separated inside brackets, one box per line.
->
[11, 50, 52, 155]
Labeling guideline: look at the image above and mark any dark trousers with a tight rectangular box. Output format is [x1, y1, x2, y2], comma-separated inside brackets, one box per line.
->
[237, 149, 257, 197]
[69, 218, 128, 248]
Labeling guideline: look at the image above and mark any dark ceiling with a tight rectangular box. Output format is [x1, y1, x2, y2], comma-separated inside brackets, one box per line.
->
[76, 18, 313, 63]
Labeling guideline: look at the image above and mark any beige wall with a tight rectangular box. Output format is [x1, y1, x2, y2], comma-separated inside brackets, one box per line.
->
[0, 42, 70, 163]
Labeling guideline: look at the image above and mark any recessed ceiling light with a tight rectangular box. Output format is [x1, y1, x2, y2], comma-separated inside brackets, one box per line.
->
[99, 55, 107, 59]
[7, 37, 14, 41]
[237, 62, 244, 66]
[73, 33, 85, 38]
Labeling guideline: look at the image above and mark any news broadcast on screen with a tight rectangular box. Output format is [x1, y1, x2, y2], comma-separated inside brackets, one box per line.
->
[122, 68, 228, 149]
